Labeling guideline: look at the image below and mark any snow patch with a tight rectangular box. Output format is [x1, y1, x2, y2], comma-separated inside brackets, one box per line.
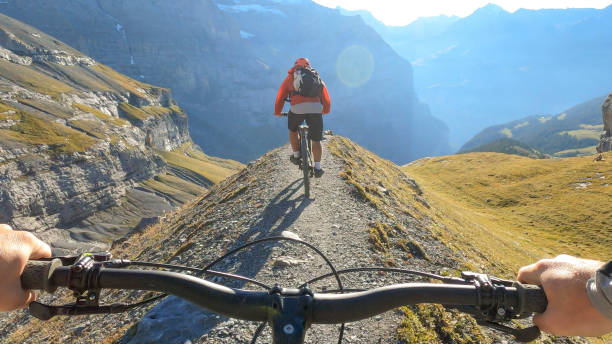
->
[240, 30, 255, 39]
[115, 23, 122, 32]
[130, 56, 135, 65]
[216, 4, 286, 17]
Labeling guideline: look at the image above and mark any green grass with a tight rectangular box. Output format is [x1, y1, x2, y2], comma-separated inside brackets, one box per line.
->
[0, 110, 96, 152]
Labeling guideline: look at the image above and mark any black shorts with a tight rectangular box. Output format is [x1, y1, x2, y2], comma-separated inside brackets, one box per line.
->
[287, 112, 323, 141]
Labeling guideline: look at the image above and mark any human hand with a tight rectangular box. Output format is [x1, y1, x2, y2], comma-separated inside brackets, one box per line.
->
[518, 254, 612, 337]
[0, 224, 52, 312]
[274, 112, 283, 117]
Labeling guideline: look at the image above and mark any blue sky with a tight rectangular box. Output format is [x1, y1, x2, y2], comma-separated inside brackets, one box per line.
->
[312, 0, 612, 25]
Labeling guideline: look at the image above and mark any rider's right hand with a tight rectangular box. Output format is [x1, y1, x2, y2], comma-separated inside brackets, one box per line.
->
[518, 254, 612, 337]
[0, 224, 52, 312]
[274, 112, 283, 117]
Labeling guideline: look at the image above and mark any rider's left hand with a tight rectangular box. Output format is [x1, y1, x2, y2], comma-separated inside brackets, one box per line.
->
[0, 224, 52, 312]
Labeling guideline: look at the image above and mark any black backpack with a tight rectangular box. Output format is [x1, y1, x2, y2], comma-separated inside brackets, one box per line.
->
[292, 67, 323, 98]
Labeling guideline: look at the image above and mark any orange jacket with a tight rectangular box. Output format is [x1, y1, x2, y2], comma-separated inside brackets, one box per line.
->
[274, 60, 331, 115]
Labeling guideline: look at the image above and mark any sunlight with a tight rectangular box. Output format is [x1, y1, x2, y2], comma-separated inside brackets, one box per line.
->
[336, 45, 375, 87]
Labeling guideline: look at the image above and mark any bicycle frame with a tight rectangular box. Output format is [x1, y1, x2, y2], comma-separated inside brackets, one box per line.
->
[298, 123, 313, 198]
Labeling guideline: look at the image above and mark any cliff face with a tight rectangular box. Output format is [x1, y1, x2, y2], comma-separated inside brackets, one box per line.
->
[597, 91, 612, 152]
[0, 13, 196, 249]
[0, 0, 451, 163]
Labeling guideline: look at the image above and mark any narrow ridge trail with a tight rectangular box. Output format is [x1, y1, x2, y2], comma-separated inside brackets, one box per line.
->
[126, 136, 455, 344]
[3, 136, 583, 344]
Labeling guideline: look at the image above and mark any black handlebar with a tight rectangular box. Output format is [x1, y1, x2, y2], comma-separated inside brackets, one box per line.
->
[21, 260, 547, 325]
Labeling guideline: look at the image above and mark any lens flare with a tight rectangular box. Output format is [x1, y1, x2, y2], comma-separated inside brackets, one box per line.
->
[336, 45, 375, 87]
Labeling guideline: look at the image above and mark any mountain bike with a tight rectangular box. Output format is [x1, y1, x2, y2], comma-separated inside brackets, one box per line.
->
[282, 112, 314, 198]
[21, 236, 548, 344]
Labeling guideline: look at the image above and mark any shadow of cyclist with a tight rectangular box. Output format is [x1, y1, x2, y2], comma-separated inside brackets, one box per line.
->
[129, 179, 314, 344]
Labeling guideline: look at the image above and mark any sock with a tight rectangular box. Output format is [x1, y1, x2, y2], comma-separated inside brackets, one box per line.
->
[293, 151, 300, 158]
[314, 162, 321, 170]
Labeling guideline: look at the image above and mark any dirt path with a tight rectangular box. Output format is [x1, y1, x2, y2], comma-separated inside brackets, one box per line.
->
[123, 136, 444, 344]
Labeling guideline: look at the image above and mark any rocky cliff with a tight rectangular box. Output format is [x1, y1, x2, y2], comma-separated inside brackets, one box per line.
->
[0, 0, 450, 163]
[0, 13, 240, 251]
[597, 91, 612, 152]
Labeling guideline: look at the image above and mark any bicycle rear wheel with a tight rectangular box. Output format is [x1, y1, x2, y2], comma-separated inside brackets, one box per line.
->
[300, 131, 310, 198]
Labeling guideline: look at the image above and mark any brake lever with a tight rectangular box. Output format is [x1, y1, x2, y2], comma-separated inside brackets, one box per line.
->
[28, 251, 134, 321]
[446, 271, 543, 343]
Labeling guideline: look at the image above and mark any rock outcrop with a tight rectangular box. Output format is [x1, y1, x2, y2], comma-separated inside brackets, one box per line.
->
[597, 91, 612, 152]
[0, 13, 210, 251]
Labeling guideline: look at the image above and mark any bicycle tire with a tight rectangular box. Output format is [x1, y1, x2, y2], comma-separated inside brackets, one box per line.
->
[300, 130, 310, 198]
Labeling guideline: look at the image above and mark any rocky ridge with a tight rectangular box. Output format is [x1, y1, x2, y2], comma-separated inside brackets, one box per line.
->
[0, 13, 239, 252]
[597, 91, 612, 152]
[0, 136, 589, 344]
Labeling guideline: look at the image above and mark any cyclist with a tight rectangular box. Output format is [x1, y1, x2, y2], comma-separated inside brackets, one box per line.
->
[518, 254, 612, 337]
[274, 57, 331, 178]
[0, 224, 51, 312]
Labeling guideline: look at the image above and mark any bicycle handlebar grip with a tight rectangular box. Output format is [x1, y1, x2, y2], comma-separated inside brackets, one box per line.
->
[21, 259, 62, 293]
[515, 282, 548, 315]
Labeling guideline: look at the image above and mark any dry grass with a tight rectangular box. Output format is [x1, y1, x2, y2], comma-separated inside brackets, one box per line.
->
[403, 152, 612, 275]
[0, 60, 73, 96]
[72, 103, 128, 127]
[157, 142, 244, 184]
[0, 110, 96, 152]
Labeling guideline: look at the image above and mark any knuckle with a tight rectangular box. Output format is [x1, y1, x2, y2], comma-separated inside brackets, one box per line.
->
[17, 231, 37, 245]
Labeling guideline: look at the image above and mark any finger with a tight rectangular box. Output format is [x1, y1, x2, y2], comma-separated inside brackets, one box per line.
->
[0, 283, 30, 312]
[25, 290, 37, 304]
[17, 231, 52, 260]
[517, 263, 542, 285]
[0, 223, 13, 232]
[28, 238, 52, 260]
[532, 312, 558, 335]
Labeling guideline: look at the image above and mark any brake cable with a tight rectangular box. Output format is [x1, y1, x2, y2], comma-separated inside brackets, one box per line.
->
[27, 237, 542, 343]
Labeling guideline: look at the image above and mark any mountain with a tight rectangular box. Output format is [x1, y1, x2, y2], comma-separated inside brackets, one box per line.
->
[0, 13, 242, 253]
[461, 137, 547, 158]
[461, 95, 606, 157]
[341, 4, 612, 149]
[1, 135, 600, 343]
[0, 0, 451, 164]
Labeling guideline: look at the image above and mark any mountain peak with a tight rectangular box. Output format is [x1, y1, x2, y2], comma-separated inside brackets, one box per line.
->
[472, 3, 507, 15]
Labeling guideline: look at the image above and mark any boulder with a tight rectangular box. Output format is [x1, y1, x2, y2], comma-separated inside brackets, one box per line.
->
[597, 91, 612, 152]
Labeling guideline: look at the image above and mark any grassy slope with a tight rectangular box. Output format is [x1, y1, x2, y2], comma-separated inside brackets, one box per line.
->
[403, 152, 612, 275]
[157, 143, 244, 185]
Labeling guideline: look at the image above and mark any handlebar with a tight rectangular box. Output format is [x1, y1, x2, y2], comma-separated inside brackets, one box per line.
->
[21, 258, 547, 343]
